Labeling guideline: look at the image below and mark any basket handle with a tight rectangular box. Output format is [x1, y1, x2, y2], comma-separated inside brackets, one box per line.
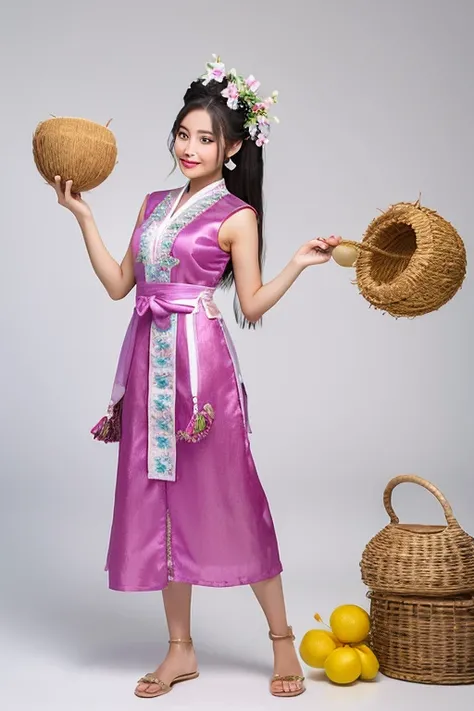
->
[383, 475, 458, 527]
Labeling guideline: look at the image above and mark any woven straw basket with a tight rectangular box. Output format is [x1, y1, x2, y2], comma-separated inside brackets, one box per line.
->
[368, 591, 474, 684]
[343, 200, 467, 318]
[360, 475, 474, 597]
[33, 117, 117, 193]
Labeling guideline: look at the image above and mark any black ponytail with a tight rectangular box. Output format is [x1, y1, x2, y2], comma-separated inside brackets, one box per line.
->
[168, 78, 265, 329]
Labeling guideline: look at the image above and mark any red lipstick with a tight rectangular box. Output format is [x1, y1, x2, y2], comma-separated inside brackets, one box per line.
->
[180, 159, 200, 169]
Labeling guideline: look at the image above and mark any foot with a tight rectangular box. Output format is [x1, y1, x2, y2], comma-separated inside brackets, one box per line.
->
[271, 632, 305, 696]
[135, 640, 198, 697]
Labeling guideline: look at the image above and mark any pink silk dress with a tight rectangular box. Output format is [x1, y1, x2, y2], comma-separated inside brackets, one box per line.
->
[92, 178, 283, 591]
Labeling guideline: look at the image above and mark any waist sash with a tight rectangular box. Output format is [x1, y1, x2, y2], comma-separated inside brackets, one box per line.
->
[91, 282, 221, 481]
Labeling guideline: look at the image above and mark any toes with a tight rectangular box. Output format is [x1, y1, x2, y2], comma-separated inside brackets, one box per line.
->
[146, 684, 161, 695]
[136, 682, 152, 693]
[135, 682, 164, 696]
[272, 678, 303, 696]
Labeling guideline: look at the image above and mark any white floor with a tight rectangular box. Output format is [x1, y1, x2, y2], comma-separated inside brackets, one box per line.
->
[3, 605, 473, 711]
[2, 539, 473, 711]
[3, 646, 474, 711]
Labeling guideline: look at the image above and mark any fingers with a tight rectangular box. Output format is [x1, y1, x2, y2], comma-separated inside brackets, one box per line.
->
[319, 235, 342, 246]
[53, 175, 70, 200]
[309, 238, 330, 251]
[54, 176, 77, 204]
[53, 175, 63, 199]
[64, 179, 74, 201]
[309, 236, 342, 250]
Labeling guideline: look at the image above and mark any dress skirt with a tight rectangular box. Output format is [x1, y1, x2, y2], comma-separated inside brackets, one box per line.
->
[105, 306, 283, 591]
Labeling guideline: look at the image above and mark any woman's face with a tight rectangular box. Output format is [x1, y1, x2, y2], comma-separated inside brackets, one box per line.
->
[174, 109, 223, 181]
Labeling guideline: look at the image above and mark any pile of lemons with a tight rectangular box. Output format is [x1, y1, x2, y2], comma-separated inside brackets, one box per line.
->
[299, 605, 379, 685]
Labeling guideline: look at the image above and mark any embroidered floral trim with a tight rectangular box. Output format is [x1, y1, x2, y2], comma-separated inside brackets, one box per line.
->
[166, 510, 174, 580]
[148, 315, 177, 480]
[148, 182, 228, 283]
[137, 193, 174, 266]
[138, 181, 228, 481]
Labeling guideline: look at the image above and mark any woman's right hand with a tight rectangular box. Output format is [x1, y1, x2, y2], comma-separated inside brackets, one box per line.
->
[52, 176, 93, 221]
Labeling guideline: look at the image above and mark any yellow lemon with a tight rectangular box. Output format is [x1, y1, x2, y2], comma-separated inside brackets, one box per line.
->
[353, 644, 379, 680]
[324, 646, 362, 684]
[326, 631, 343, 647]
[299, 630, 338, 668]
[329, 605, 370, 644]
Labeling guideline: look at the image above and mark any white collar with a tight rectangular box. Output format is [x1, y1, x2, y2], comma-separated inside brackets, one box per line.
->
[169, 179, 225, 222]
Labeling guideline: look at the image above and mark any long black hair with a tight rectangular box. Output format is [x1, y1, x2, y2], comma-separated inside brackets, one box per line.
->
[168, 77, 265, 328]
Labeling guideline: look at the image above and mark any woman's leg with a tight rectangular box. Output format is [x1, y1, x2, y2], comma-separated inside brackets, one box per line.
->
[251, 575, 304, 695]
[135, 582, 198, 695]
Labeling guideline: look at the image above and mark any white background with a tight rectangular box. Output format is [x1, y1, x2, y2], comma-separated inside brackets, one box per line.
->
[1, 0, 473, 708]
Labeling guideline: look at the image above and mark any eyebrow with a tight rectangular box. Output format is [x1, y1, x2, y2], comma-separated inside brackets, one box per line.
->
[179, 124, 215, 136]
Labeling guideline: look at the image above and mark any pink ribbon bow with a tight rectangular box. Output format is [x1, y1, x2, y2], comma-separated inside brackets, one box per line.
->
[135, 294, 196, 330]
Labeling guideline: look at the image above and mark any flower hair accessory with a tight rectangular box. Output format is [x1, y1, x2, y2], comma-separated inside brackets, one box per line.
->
[200, 54, 279, 147]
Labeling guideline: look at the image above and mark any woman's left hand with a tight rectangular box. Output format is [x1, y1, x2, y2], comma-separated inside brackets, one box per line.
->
[293, 235, 342, 269]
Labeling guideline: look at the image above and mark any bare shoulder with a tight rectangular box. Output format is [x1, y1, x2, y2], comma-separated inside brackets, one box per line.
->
[218, 207, 258, 252]
[224, 206, 257, 233]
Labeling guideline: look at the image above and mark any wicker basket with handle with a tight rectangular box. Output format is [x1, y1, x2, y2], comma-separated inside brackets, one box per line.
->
[336, 200, 467, 318]
[360, 475, 474, 597]
[368, 590, 474, 684]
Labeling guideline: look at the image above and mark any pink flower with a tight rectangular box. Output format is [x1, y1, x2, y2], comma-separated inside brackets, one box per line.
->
[256, 133, 269, 147]
[248, 123, 258, 139]
[221, 82, 239, 109]
[252, 102, 267, 112]
[211, 65, 226, 82]
[257, 117, 270, 138]
[246, 75, 261, 93]
[202, 60, 226, 85]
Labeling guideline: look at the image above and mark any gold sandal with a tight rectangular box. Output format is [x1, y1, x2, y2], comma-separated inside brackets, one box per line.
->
[134, 637, 199, 699]
[269, 626, 305, 698]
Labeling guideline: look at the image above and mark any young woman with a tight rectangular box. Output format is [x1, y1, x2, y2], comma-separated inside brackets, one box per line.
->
[53, 56, 341, 699]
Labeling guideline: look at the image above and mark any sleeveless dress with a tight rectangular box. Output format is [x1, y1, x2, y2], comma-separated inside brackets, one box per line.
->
[92, 178, 283, 591]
